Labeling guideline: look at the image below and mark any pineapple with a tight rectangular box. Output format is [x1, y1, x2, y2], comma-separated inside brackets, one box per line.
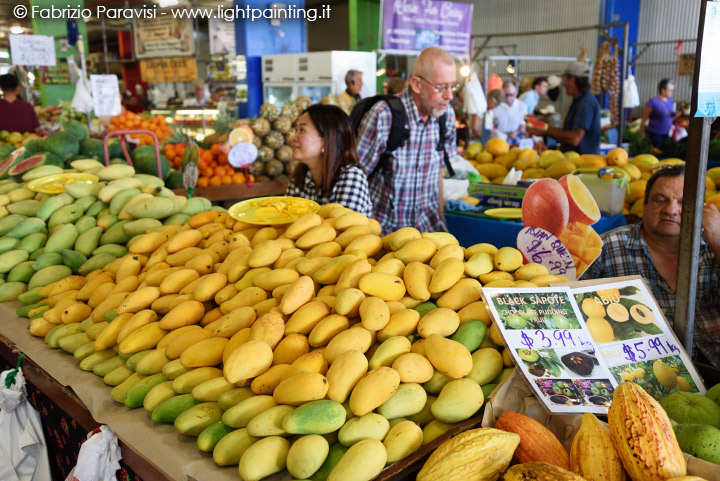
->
[259, 103, 279, 121]
[276, 145, 293, 162]
[264, 131, 285, 149]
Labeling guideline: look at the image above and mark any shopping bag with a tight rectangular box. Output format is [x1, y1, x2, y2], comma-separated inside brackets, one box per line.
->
[0, 367, 51, 481]
[71, 76, 93, 115]
[65, 425, 122, 481]
[623, 74, 641, 108]
[463, 72, 487, 116]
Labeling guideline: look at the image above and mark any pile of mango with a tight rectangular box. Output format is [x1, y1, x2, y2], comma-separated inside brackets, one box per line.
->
[11, 203, 574, 481]
[0, 159, 215, 303]
[463, 140, 692, 217]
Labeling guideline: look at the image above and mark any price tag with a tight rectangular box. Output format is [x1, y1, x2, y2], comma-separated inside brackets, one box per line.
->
[90, 75, 122, 117]
[518, 138, 534, 150]
[517, 226, 577, 280]
[620, 336, 682, 363]
[9, 34, 56, 66]
[228, 143, 258, 168]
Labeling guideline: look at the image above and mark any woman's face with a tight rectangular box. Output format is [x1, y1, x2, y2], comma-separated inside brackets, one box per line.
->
[662, 84, 675, 98]
[292, 113, 324, 167]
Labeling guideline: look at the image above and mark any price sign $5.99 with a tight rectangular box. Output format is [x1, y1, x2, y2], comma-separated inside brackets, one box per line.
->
[519, 329, 592, 350]
[621, 336, 681, 362]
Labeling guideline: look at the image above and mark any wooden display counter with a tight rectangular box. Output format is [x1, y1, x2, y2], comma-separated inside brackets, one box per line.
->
[172, 180, 288, 205]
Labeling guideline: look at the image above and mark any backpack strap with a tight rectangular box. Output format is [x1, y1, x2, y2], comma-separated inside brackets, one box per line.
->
[437, 113, 455, 177]
[375, 97, 410, 174]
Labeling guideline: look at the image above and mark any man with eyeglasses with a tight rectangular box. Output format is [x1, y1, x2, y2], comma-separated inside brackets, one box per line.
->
[492, 80, 527, 145]
[583, 165, 720, 368]
[356, 46, 457, 234]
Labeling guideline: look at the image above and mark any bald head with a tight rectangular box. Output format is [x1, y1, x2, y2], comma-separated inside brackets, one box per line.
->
[413, 46, 455, 78]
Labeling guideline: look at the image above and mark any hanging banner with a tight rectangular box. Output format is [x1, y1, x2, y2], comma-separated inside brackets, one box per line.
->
[41, 65, 71, 85]
[695, 1, 720, 117]
[209, 17, 236, 56]
[133, 15, 194, 59]
[382, 0, 473, 55]
[140, 58, 198, 83]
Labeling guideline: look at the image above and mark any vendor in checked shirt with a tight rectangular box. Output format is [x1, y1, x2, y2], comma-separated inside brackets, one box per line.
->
[584, 165, 720, 367]
[356, 46, 457, 234]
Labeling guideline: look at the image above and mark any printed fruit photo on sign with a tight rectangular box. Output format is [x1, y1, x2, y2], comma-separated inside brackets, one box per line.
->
[608, 356, 700, 400]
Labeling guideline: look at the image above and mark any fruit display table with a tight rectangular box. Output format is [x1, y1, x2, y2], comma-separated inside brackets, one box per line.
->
[0, 301, 487, 481]
[172, 180, 289, 206]
[445, 212, 628, 249]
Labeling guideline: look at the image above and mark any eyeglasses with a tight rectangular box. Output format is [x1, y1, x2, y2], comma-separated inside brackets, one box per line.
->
[416, 75, 459, 94]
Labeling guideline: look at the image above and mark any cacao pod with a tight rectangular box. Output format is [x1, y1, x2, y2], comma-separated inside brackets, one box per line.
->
[505, 462, 587, 481]
[416, 428, 520, 481]
[495, 410, 569, 469]
[570, 413, 626, 481]
[607, 382, 686, 481]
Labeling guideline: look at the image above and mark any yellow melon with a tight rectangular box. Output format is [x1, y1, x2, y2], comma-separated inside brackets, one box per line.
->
[485, 138, 510, 157]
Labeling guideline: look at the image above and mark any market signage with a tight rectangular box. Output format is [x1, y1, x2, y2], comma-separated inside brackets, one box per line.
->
[140, 58, 198, 83]
[133, 15, 194, 59]
[41, 65, 71, 85]
[8, 34, 56, 66]
[209, 17, 236, 56]
[382, 0, 473, 55]
[482, 277, 706, 415]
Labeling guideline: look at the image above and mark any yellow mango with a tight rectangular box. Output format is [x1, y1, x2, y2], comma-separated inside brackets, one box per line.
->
[273, 372, 329, 405]
[285, 300, 331, 335]
[280, 275, 315, 315]
[349, 367, 400, 416]
[223, 340, 274, 383]
[392, 352, 434, 383]
[424, 334, 472, 379]
[436, 278, 482, 310]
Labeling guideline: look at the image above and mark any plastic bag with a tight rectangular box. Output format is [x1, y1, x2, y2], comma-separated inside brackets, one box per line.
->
[71, 76, 93, 115]
[65, 425, 122, 481]
[670, 123, 689, 142]
[463, 73, 487, 116]
[0, 367, 52, 481]
[623, 74, 640, 108]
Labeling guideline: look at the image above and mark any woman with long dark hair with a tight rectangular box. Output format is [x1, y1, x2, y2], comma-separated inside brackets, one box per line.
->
[285, 104, 372, 217]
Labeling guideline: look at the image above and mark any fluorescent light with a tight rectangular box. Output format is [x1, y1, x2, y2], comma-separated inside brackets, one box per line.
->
[10, 26, 24, 34]
[459, 64, 470, 77]
[0, 52, 9, 59]
[157, 0, 179, 6]
[376, 68, 386, 77]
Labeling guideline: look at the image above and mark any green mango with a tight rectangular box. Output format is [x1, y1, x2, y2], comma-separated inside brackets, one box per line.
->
[78, 253, 116, 276]
[29, 247, 45, 261]
[75, 216, 97, 234]
[28, 265, 72, 289]
[17, 286, 43, 305]
[100, 220, 130, 245]
[18, 232, 47, 253]
[0, 237, 20, 254]
[122, 218, 163, 237]
[6, 217, 46, 238]
[32, 251, 63, 271]
[7, 200, 40, 217]
[61, 249, 87, 274]
[74, 196, 96, 212]
[7, 261, 36, 283]
[45, 223, 79, 253]
[0, 215, 27, 235]
[48, 203, 84, 230]
[92, 244, 126, 258]
[0, 250, 30, 274]
[74, 226, 103, 257]
[0, 281, 27, 301]
[85, 200, 108, 217]
[164, 213, 190, 226]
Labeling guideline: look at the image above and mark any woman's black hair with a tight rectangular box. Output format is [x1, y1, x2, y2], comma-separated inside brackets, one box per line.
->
[290, 104, 363, 195]
[658, 79, 674, 95]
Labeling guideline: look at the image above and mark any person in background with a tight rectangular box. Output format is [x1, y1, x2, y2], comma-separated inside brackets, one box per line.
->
[386, 77, 408, 95]
[286, 104, 372, 218]
[527, 62, 601, 155]
[356, 46, 457, 234]
[584, 165, 720, 368]
[492, 80, 527, 144]
[470, 89, 505, 138]
[122, 91, 145, 114]
[0, 73, 39, 134]
[640, 78, 679, 146]
[339, 70, 363, 109]
[519, 77, 548, 115]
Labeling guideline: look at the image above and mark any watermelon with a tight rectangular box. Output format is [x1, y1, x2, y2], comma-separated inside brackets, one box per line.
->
[45, 131, 80, 161]
[21, 136, 45, 154]
[0, 145, 14, 162]
[61, 120, 90, 142]
[33, 151, 64, 167]
[0, 147, 27, 180]
[8, 154, 63, 176]
[131, 145, 171, 179]
[165, 170, 184, 189]
[80, 138, 104, 159]
[108, 138, 123, 159]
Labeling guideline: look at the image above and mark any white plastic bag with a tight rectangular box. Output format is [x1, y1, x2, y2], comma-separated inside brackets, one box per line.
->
[71, 76, 93, 115]
[65, 425, 122, 481]
[0, 367, 52, 481]
[442, 178, 471, 203]
[623, 74, 640, 108]
[463, 73, 487, 116]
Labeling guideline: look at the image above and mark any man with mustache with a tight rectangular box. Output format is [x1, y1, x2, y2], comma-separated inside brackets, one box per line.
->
[356, 46, 457, 234]
[585, 164, 720, 367]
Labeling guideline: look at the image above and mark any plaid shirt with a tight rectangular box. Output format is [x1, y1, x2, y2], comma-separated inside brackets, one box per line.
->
[356, 89, 456, 234]
[285, 165, 372, 218]
[584, 222, 720, 367]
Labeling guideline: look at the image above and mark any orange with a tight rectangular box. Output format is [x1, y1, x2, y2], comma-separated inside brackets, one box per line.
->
[202, 168, 214, 178]
[174, 143, 185, 155]
[197, 177, 209, 187]
[214, 166, 226, 177]
[209, 176, 222, 187]
[232, 172, 245, 184]
[210, 143, 221, 156]
[218, 153, 228, 165]
[247, 174, 255, 183]
[222, 175, 233, 185]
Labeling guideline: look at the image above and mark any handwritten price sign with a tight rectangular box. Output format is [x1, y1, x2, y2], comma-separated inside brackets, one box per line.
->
[621, 336, 682, 362]
[517, 227, 577, 280]
[518, 329, 591, 350]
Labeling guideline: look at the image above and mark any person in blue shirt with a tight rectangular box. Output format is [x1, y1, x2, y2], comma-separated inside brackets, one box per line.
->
[527, 62, 601, 155]
[518, 77, 548, 114]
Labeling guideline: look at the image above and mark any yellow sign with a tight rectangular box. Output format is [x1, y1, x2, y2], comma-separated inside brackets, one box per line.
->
[140, 58, 198, 83]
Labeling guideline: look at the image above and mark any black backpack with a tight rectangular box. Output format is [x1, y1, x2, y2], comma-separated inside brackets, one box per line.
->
[350, 95, 455, 176]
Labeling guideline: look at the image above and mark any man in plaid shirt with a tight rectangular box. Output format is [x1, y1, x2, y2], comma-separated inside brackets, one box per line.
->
[356, 46, 457, 234]
[585, 165, 720, 367]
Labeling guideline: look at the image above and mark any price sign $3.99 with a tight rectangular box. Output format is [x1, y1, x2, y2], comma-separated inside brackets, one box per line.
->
[519, 329, 591, 350]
